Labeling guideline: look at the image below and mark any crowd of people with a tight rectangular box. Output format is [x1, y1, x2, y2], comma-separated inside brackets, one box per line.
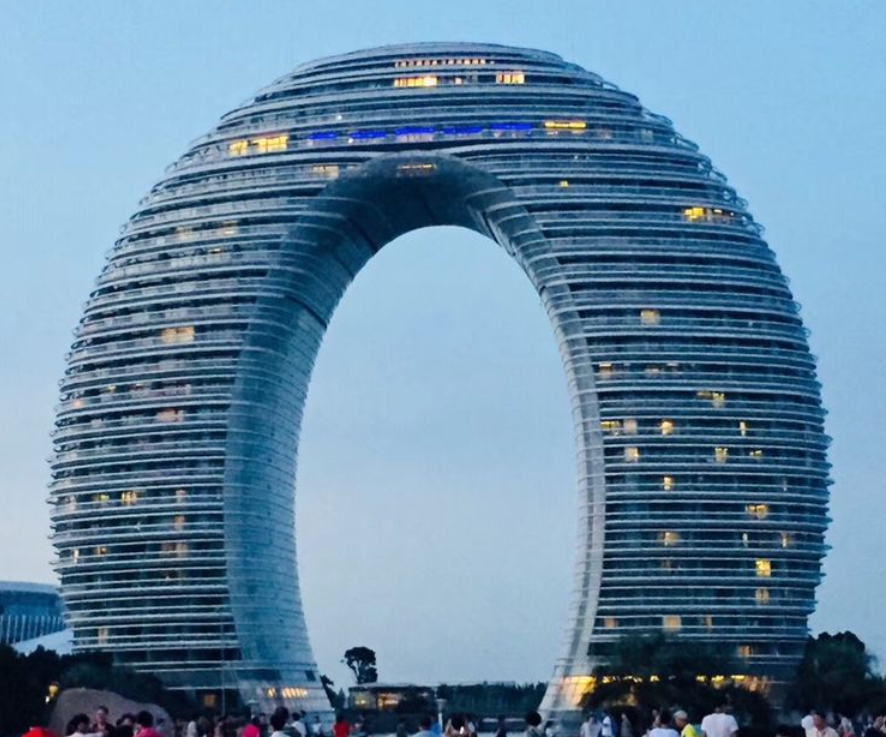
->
[21, 701, 886, 737]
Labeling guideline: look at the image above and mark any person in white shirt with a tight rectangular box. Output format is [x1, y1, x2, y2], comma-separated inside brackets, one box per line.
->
[581, 716, 602, 737]
[601, 716, 614, 737]
[700, 704, 738, 737]
[649, 712, 680, 737]
[806, 711, 839, 737]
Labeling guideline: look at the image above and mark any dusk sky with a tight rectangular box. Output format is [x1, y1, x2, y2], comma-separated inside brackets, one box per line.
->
[1, 2, 884, 688]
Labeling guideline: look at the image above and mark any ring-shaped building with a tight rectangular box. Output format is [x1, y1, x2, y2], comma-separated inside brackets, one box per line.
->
[49, 43, 830, 715]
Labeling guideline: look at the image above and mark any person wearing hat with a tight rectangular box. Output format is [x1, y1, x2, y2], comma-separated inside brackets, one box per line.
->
[675, 712, 697, 737]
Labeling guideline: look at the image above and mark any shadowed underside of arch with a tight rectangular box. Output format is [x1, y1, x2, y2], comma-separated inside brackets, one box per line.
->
[50, 43, 829, 716]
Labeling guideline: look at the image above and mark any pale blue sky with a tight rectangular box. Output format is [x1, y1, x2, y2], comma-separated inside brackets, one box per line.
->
[1, 1, 884, 687]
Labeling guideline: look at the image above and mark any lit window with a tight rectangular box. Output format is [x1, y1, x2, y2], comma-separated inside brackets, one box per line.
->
[598, 362, 614, 377]
[624, 418, 638, 435]
[228, 139, 249, 157]
[683, 206, 706, 222]
[97, 626, 109, 646]
[663, 475, 675, 492]
[72, 548, 80, 564]
[94, 545, 108, 557]
[220, 221, 238, 237]
[93, 493, 110, 505]
[714, 446, 729, 463]
[663, 615, 682, 632]
[640, 309, 660, 325]
[624, 446, 640, 462]
[741, 532, 749, 547]
[600, 420, 622, 435]
[780, 532, 794, 548]
[739, 420, 749, 436]
[161, 326, 195, 344]
[660, 419, 675, 436]
[175, 226, 195, 242]
[703, 615, 714, 629]
[755, 587, 770, 605]
[697, 390, 726, 407]
[175, 488, 187, 504]
[755, 559, 772, 577]
[311, 164, 340, 179]
[173, 515, 186, 530]
[252, 134, 288, 154]
[661, 531, 680, 547]
[496, 71, 525, 84]
[737, 645, 753, 659]
[746, 503, 769, 519]
[749, 449, 764, 460]
[604, 617, 618, 629]
[157, 409, 185, 423]
[393, 75, 438, 88]
[559, 180, 569, 188]
[544, 120, 587, 130]
[121, 490, 138, 506]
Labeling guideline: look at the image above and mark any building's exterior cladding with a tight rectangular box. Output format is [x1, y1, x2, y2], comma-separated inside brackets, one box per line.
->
[49, 43, 829, 714]
[0, 581, 66, 646]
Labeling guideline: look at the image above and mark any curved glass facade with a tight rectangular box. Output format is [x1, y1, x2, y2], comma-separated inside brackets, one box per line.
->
[50, 43, 829, 714]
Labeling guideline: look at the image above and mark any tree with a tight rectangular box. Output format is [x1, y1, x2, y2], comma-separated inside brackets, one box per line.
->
[787, 632, 886, 717]
[581, 634, 772, 729]
[343, 646, 379, 684]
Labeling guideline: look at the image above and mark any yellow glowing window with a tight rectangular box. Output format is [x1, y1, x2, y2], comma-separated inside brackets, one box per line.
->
[173, 515, 186, 530]
[311, 164, 340, 179]
[496, 71, 525, 84]
[661, 531, 680, 547]
[394, 75, 438, 88]
[640, 309, 660, 325]
[660, 419, 675, 436]
[746, 503, 769, 519]
[93, 493, 110, 504]
[559, 180, 569, 188]
[738, 645, 753, 659]
[663, 615, 682, 632]
[624, 418, 638, 435]
[739, 420, 749, 436]
[781, 532, 794, 548]
[624, 446, 640, 462]
[252, 134, 289, 154]
[121, 490, 138, 506]
[663, 475, 675, 491]
[697, 389, 726, 407]
[228, 139, 249, 157]
[544, 120, 587, 130]
[600, 420, 622, 434]
[749, 449, 764, 460]
[220, 221, 238, 237]
[161, 326, 195, 344]
[755, 559, 772, 577]
[175, 488, 187, 503]
[714, 446, 729, 463]
[94, 545, 108, 557]
[598, 362, 614, 377]
[755, 587, 770, 605]
[157, 409, 184, 423]
[683, 206, 706, 222]
[604, 617, 618, 629]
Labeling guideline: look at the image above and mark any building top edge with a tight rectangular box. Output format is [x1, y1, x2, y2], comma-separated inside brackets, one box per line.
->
[0, 580, 60, 595]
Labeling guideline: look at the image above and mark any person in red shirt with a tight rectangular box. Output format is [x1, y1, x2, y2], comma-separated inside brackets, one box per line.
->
[333, 715, 350, 737]
[135, 712, 162, 737]
[243, 718, 261, 737]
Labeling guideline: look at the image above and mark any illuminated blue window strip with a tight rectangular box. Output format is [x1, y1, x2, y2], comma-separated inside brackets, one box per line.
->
[309, 131, 338, 140]
[351, 130, 388, 140]
[490, 122, 533, 132]
[395, 127, 437, 136]
[442, 126, 484, 135]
